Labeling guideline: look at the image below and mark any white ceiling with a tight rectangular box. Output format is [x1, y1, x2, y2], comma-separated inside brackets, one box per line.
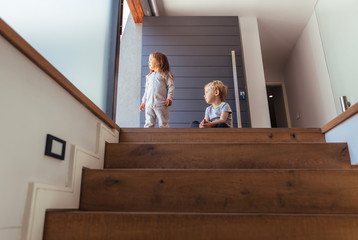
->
[155, 0, 318, 73]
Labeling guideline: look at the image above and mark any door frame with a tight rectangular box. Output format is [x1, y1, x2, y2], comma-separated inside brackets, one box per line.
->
[266, 82, 292, 128]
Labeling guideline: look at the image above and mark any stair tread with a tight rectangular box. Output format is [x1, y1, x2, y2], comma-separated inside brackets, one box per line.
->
[47, 210, 358, 216]
[115, 142, 331, 144]
[120, 128, 323, 133]
[118, 128, 326, 143]
[88, 168, 358, 171]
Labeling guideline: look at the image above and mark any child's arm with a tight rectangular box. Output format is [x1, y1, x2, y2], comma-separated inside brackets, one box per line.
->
[201, 112, 229, 128]
[166, 76, 175, 106]
[212, 112, 229, 126]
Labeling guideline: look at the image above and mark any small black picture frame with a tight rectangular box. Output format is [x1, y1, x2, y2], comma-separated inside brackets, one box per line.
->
[45, 134, 66, 160]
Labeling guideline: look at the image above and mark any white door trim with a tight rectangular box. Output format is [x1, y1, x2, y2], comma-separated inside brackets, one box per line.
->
[266, 82, 292, 128]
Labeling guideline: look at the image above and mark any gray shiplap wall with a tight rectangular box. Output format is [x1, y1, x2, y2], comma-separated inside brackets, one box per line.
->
[141, 16, 251, 128]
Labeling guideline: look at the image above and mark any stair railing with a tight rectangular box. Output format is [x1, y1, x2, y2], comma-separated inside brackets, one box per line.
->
[231, 50, 242, 128]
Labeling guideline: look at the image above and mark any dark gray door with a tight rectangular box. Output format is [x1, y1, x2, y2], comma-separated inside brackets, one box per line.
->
[141, 16, 250, 128]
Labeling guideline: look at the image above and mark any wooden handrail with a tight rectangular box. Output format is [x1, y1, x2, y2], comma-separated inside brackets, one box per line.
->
[322, 102, 358, 133]
[0, 18, 120, 131]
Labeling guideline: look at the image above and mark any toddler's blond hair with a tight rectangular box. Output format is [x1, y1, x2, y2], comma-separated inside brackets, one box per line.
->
[204, 80, 228, 101]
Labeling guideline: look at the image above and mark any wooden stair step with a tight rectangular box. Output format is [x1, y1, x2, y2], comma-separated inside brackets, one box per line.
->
[44, 211, 358, 240]
[105, 142, 350, 169]
[119, 128, 326, 143]
[80, 168, 358, 213]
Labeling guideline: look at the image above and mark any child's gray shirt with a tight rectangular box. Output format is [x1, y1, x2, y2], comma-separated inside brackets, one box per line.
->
[142, 72, 175, 107]
[205, 102, 233, 128]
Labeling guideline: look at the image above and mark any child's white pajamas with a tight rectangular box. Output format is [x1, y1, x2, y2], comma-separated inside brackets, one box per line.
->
[142, 72, 174, 128]
[144, 106, 170, 128]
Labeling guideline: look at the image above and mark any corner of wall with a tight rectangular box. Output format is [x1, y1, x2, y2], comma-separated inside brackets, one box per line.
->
[284, 11, 336, 128]
[239, 16, 271, 128]
[116, 14, 142, 127]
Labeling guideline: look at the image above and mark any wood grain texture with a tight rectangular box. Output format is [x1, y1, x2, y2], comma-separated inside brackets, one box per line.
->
[104, 142, 349, 169]
[0, 18, 120, 131]
[322, 102, 358, 133]
[118, 128, 325, 143]
[43, 126, 355, 239]
[126, 0, 144, 23]
[80, 169, 358, 213]
[44, 211, 358, 240]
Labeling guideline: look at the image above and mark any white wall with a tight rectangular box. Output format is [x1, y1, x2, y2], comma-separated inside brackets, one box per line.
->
[239, 16, 271, 128]
[264, 68, 285, 83]
[315, 0, 358, 113]
[0, 0, 113, 113]
[115, 15, 142, 127]
[0, 35, 119, 240]
[325, 112, 358, 165]
[284, 12, 336, 128]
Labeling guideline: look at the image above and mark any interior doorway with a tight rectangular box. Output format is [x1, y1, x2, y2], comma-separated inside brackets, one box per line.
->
[266, 84, 291, 128]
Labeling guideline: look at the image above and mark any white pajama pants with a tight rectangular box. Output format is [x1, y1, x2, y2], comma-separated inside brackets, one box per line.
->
[144, 105, 170, 128]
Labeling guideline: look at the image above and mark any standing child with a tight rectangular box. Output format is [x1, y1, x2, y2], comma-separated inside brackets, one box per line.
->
[192, 80, 233, 128]
[139, 52, 175, 128]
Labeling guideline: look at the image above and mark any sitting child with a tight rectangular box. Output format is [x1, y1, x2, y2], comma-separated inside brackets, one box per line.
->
[192, 80, 233, 128]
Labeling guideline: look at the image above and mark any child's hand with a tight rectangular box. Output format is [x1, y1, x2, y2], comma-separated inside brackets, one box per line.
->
[165, 99, 172, 107]
[139, 103, 145, 112]
[199, 119, 210, 128]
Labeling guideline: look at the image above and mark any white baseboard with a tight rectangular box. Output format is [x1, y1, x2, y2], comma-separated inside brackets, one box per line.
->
[21, 123, 119, 240]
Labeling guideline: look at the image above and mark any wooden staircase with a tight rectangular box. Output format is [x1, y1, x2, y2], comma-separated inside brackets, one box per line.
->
[43, 128, 358, 240]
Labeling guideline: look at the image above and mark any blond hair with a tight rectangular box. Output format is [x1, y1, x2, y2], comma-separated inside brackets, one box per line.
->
[205, 80, 228, 101]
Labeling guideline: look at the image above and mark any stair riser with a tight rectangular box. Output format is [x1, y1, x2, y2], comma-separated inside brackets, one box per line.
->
[119, 128, 325, 143]
[119, 133, 325, 143]
[80, 169, 358, 213]
[105, 143, 350, 169]
[44, 212, 358, 240]
[119, 132, 325, 143]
